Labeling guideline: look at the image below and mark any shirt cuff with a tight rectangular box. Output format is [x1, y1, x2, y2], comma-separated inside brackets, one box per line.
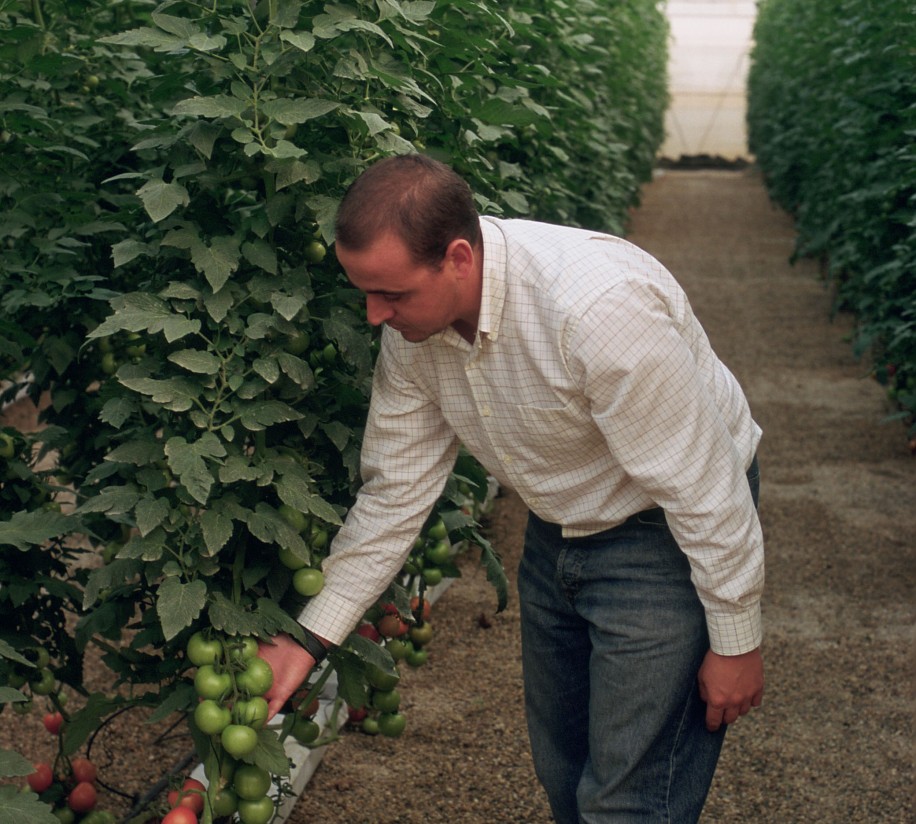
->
[706, 602, 762, 655]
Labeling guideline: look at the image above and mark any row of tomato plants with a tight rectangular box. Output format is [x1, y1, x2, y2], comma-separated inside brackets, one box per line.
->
[0, 1, 669, 822]
[747, 0, 916, 439]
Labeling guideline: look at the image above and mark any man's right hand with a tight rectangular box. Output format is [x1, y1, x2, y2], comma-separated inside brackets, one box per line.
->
[258, 632, 316, 720]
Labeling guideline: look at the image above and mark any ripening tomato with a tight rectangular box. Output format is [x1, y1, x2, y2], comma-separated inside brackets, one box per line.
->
[67, 781, 98, 813]
[410, 596, 432, 622]
[376, 614, 407, 638]
[408, 621, 434, 648]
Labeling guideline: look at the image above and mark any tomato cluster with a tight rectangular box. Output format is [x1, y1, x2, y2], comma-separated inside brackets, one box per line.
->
[400, 516, 453, 588]
[25, 753, 112, 824]
[187, 632, 273, 760]
[275, 504, 330, 598]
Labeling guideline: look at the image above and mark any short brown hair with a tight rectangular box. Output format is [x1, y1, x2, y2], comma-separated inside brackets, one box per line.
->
[334, 154, 481, 268]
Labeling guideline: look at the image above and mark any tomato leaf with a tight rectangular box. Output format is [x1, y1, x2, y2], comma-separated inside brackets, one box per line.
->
[157, 577, 208, 640]
[200, 509, 233, 556]
[0, 748, 34, 777]
[0, 785, 59, 824]
[252, 728, 290, 776]
[0, 510, 75, 550]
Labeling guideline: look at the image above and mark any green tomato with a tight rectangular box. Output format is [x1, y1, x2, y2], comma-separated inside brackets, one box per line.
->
[292, 568, 324, 597]
[228, 636, 260, 662]
[234, 697, 269, 730]
[237, 795, 275, 824]
[0, 432, 15, 459]
[194, 699, 231, 735]
[194, 665, 231, 700]
[360, 716, 380, 735]
[377, 712, 407, 738]
[236, 657, 273, 697]
[365, 663, 400, 691]
[278, 504, 308, 533]
[212, 787, 239, 817]
[221, 724, 259, 759]
[52, 808, 76, 824]
[303, 240, 326, 264]
[422, 567, 444, 586]
[371, 688, 401, 714]
[284, 331, 311, 355]
[277, 546, 307, 570]
[408, 622, 434, 648]
[291, 717, 320, 745]
[233, 764, 272, 801]
[100, 352, 118, 375]
[187, 632, 223, 667]
[427, 518, 448, 541]
[309, 525, 329, 550]
[30, 667, 55, 696]
[385, 638, 411, 661]
[406, 648, 429, 668]
[424, 539, 451, 565]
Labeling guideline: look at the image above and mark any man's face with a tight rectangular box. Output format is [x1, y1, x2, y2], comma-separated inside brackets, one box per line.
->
[335, 233, 466, 343]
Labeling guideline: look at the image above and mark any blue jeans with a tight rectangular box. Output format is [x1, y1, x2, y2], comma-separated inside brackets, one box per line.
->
[518, 459, 760, 823]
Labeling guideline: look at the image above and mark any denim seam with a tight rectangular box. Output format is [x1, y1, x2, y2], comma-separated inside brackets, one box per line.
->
[665, 680, 697, 824]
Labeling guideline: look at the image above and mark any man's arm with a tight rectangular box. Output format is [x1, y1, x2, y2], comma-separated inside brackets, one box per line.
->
[697, 647, 764, 731]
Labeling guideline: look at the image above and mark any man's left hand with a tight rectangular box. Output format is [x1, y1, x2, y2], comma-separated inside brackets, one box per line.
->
[697, 647, 764, 732]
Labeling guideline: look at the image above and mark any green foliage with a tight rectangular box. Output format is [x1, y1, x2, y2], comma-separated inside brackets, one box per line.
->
[0, 0, 669, 809]
[748, 0, 916, 435]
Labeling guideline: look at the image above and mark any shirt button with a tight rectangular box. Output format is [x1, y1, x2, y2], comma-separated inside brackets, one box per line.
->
[481, 405, 491, 416]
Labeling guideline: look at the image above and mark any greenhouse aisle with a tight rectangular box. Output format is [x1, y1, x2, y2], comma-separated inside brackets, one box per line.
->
[289, 169, 915, 824]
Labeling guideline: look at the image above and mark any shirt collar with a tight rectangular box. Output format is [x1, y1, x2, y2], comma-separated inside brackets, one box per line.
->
[478, 217, 508, 342]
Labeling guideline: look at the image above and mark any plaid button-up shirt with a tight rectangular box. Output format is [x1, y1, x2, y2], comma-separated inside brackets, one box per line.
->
[300, 217, 764, 655]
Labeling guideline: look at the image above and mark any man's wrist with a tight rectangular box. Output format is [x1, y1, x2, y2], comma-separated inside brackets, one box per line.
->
[300, 627, 332, 664]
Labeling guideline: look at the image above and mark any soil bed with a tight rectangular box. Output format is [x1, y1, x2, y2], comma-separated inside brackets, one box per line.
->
[3, 169, 913, 824]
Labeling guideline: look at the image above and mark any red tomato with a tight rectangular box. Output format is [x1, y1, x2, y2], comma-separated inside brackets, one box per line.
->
[27, 762, 53, 793]
[167, 778, 205, 815]
[162, 807, 198, 824]
[68, 781, 98, 813]
[43, 711, 64, 735]
[70, 757, 98, 784]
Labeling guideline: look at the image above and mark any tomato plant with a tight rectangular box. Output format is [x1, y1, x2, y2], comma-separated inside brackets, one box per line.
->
[0, 0, 670, 818]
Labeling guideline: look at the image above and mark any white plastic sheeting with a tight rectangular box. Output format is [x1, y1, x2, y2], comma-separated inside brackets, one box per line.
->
[661, 1, 758, 160]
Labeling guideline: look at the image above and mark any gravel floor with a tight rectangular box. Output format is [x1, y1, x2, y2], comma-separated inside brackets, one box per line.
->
[3, 169, 913, 824]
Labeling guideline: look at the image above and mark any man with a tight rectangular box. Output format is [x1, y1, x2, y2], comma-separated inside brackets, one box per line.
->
[260, 154, 765, 823]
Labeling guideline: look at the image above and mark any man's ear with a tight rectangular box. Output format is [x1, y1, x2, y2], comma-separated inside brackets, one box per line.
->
[445, 238, 475, 279]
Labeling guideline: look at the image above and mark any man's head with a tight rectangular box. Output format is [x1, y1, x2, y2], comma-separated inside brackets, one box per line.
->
[335, 154, 481, 268]
[333, 156, 484, 344]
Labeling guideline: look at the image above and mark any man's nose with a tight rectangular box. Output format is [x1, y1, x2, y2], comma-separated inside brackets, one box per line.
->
[365, 294, 393, 326]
